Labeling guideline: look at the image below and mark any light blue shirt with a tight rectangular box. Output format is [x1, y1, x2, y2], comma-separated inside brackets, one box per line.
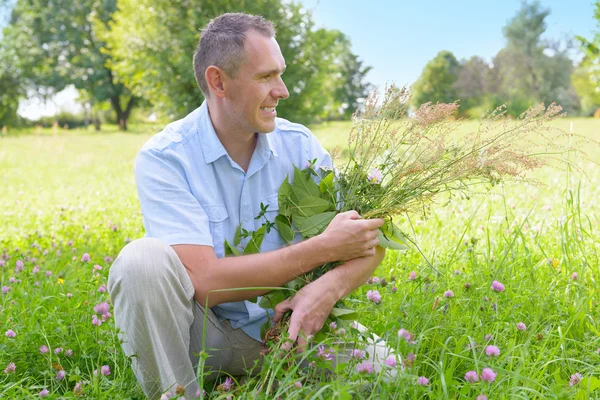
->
[134, 101, 332, 341]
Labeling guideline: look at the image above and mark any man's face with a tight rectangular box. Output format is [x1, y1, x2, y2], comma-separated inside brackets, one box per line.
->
[223, 30, 289, 134]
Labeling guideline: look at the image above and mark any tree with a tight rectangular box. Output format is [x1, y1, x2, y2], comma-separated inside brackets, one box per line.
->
[572, 58, 600, 115]
[411, 50, 461, 107]
[2, 0, 137, 130]
[0, 39, 24, 127]
[453, 56, 500, 117]
[575, 1, 600, 114]
[104, 0, 370, 125]
[493, 1, 580, 116]
[332, 34, 373, 120]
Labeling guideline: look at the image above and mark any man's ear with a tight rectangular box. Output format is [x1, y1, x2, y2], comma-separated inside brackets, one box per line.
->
[205, 66, 227, 98]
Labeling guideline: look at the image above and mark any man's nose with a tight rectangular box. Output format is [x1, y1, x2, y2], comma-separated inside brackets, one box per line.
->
[273, 76, 289, 100]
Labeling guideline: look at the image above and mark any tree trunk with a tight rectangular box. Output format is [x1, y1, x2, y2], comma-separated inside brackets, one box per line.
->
[110, 96, 135, 131]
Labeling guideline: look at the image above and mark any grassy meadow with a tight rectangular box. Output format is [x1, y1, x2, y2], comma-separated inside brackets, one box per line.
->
[1, 117, 599, 399]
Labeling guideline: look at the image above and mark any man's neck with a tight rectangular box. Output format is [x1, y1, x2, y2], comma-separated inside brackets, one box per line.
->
[207, 102, 257, 172]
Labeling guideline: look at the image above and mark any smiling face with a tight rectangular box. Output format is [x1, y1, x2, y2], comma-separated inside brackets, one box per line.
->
[222, 30, 289, 134]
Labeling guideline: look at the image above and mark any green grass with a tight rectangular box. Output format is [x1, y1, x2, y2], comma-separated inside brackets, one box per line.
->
[1, 118, 599, 399]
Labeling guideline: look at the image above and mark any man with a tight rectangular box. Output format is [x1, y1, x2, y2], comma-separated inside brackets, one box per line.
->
[108, 13, 390, 399]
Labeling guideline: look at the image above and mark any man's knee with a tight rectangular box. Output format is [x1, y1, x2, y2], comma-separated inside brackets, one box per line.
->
[108, 237, 174, 297]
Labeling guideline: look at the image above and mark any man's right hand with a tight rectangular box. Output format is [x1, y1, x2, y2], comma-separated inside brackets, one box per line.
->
[319, 210, 383, 261]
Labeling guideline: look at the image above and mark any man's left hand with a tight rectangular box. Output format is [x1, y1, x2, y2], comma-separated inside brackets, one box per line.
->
[272, 274, 338, 353]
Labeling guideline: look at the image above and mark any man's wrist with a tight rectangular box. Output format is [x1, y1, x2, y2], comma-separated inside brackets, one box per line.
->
[319, 268, 349, 303]
[303, 234, 334, 265]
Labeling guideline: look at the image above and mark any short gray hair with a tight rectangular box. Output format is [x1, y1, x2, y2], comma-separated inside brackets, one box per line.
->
[193, 13, 276, 97]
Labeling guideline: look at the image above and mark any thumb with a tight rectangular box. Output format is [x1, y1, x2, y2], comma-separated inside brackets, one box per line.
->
[273, 299, 292, 323]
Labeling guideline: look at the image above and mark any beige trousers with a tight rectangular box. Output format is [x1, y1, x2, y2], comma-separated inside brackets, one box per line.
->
[108, 238, 397, 400]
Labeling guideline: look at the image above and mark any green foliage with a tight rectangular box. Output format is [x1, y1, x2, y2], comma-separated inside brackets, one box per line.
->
[575, 1, 600, 115]
[572, 60, 600, 115]
[2, 0, 136, 130]
[411, 50, 461, 107]
[104, 0, 370, 124]
[36, 111, 88, 129]
[0, 41, 24, 127]
[332, 36, 373, 120]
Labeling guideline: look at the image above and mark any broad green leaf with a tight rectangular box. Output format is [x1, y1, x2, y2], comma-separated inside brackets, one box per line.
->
[278, 177, 292, 217]
[377, 230, 408, 250]
[330, 307, 357, 320]
[380, 220, 410, 248]
[313, 331, 327, 343]
[275, 215, 295, 244]
[258, 290, 288, 309]
[294, 211, 336, 238]
[244, 225, 267, 255]
[224, 240, 242, 256]
[286, 278, 305, 290]
[293, 165, 320, 199]
[319, 171, 335, 196]
[297, 196, 331, 217]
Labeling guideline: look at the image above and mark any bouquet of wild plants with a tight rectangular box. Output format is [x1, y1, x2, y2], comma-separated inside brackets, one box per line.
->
[230, 85, 577, 348]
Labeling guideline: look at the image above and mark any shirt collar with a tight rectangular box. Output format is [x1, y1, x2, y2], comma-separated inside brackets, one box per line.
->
[198, 101, 278, 164]
[198, 102, 228, 164]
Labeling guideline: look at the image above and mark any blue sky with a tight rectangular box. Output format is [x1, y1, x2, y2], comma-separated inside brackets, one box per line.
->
[300, 0, 598, 90]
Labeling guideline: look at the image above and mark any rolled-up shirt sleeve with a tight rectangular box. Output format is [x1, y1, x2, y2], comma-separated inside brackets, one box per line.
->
[134, 147, 214, 247]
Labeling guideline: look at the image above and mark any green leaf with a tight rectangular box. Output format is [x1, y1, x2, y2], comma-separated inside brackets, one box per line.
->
[258, 290, 288, 309]
[293, 165, 320, 199]
[313, 331, 327, 343]
[377, 230, 408, 250]
[330, 307, 357, 320]
[378, 220, 409, 250]
[233, 224, 242, 246]
[319, 170, 335, 194]
[224, 240, 242, 256]
[580, 377, 600, 392]
[278, 177, 293, 217]
[275, 215, 295, 244]
[285, 278, 304, 290]
[318, 170, 338, 205]
[244, 225, 267, 255]
[297, 196, 331, 217]
[294, 211, 336, 238]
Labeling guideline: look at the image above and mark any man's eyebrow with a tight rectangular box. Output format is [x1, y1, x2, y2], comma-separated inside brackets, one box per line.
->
[257, 65, 287, 76]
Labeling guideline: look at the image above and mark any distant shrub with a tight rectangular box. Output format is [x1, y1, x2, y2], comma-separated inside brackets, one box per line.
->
[593, 108, 600, 119]
[37, 111, 88, 129]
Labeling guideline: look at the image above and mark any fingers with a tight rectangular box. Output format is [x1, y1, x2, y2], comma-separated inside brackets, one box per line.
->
[364, 237, 380, 250]
[295, 333, 307, 353]
[273, 299, 291, 323]
[281, 316, 301, 352]
[365, 218, 385, 229]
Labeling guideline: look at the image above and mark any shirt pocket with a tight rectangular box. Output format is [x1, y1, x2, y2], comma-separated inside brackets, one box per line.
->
[260, 194, 284, 249]
[261, 194, 280, 222]
[204, 205, 229, 258]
